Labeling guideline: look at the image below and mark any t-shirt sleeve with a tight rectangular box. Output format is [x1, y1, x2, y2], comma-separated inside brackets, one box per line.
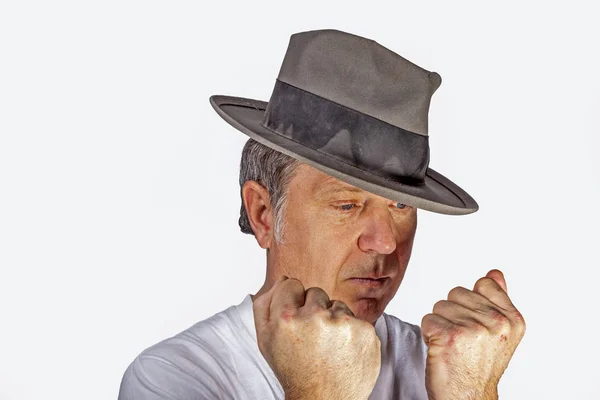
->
[117, 354, 227, 400]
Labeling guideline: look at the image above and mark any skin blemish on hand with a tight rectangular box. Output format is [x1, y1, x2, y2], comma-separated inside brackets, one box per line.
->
[281, 311, 294, 321]
[491, 309, 508, 323]
[281, 304, 295, 321]
[499, 334, 508, 342]
[447, 329, 460, 347]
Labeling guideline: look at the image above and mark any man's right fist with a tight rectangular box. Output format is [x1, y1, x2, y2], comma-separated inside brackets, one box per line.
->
[253, 276, 382, 400]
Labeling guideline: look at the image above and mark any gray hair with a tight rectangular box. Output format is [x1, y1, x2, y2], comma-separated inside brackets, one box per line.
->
[238, 139, 301, 244]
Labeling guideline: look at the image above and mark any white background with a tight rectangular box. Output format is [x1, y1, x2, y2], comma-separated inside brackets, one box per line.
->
[1, 1, 599, 399]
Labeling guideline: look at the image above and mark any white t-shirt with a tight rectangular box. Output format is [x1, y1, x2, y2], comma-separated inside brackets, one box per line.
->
[118, 294, 429, 399]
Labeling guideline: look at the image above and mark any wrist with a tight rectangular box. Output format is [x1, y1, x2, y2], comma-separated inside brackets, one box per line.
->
[483, 383, 499, 400]
[427, 384, 498, 400]
[284, 391, 319, 400]
[285, 388, 366, 400]
[284, 386, 315, 400]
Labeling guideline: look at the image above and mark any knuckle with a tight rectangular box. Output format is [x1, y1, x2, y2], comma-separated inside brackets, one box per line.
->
[473, 277, 495, 293]
[331, 317, 355, 336]
[467, 326, 491, 345]
[432, 299, 448, 314]
[512, 308, 526, 324]
[306, 286, 328, 297]
[490, 307, 510, 323]
[329, 313, 349, 328]
[330, 300, 354, 315]
[420, 313, 443, 338]
[511, 309, 527, 335]
[305, 286, 330, 304]
[284, 277, 305, 290]
[469, 321, 489, 337]
[420, 312, 434, 327]
[488, 308, 511, 331]
[447, 286, 468, 301]
[455, 322, 488, 344]
[313, 309, 331, 325]
[330, 299, 348, 308]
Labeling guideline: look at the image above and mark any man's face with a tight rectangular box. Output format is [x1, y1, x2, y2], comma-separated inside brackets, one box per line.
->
[268, 164, 418, 325]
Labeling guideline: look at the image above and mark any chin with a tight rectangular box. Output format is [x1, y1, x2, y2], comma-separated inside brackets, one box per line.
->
[349, 298, 385, 324]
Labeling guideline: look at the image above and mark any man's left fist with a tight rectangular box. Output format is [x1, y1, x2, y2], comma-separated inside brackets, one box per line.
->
[421, 269, 526, 400]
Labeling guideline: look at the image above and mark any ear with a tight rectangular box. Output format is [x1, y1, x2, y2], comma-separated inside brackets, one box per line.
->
[242, 180, 274, 249]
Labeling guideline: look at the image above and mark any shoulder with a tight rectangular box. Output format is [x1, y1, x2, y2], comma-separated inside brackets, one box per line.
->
[118, 303, 249, 400]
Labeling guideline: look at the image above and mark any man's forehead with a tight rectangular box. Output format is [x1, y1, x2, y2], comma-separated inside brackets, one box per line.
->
[295, 164, 370, 197]
[311, 172, 367, 198]
[305, 168, 400, 204]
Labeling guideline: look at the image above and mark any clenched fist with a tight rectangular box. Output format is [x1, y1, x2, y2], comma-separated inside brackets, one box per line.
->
[421, 269, 526, 400]
[253, 276, 381, 400]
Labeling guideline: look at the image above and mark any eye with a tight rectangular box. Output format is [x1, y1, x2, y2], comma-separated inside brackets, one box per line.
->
[340, 204, 356, 211]
[395, 203, 407, 209]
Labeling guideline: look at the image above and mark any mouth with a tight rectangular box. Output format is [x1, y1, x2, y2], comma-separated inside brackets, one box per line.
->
[348, 277, 389, 288]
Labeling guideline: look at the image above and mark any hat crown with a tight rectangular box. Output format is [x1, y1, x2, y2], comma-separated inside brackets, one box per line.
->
[277, 29, 441, 136]
[209, 28, 479, 214]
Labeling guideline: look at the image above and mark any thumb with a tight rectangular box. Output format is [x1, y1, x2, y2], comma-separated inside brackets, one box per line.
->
[485, 269, 508, 293]
[253, 275, 289, 328]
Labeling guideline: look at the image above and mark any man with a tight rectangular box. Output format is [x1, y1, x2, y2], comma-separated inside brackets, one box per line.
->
[118, 29, 525, 399]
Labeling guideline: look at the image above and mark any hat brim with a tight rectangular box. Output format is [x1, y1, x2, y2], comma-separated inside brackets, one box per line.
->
[210, 95, 478, 215]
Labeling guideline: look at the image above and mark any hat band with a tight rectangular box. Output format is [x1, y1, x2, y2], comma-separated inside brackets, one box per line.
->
[261, 80, 430, 185]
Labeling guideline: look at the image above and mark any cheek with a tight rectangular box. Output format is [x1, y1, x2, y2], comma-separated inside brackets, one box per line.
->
[393, 219, 417, 268]
[278, 213, 342, 277]
[396, 235, 415, 267]
[396, 210, 417, 232]
[396, 213, 417, 245]
[299, 210, 350, 246]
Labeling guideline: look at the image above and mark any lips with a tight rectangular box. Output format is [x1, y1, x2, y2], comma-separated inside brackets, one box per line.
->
[350, 275, 389, 280]
[348, 277, 389, 288]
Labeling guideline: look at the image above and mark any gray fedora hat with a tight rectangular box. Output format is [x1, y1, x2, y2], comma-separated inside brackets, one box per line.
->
[210, 29, 478, 215]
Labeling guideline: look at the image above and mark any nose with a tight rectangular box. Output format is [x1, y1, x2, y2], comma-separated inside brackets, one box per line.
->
[357, 207, 397, 255]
